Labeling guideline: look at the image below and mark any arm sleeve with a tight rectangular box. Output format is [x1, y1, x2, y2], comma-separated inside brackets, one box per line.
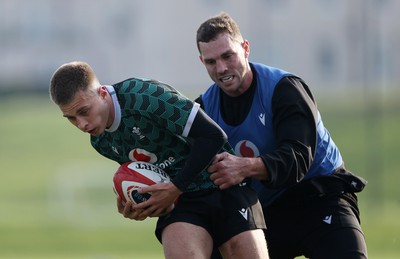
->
[260, 77, 318, 188]
[171, 108, 227, 191]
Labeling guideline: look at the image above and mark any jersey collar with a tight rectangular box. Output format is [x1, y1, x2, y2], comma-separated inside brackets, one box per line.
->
[104, 85, 121, 132]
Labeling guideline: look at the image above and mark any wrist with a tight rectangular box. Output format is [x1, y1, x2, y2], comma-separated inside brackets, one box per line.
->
[169, 181, 184, 195]
[248, 157, 269, 181]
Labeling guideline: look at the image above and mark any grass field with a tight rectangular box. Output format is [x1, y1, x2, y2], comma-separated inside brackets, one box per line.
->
[0, 91, 399, 258]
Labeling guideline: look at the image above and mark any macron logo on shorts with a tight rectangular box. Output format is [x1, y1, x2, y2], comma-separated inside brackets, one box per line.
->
[323, 215, 332, 224]
[239, 208, 248, 220]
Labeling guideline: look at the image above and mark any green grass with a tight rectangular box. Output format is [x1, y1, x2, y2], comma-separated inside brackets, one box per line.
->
[0, 95, 164, 258]
[0, 92, 399, 258]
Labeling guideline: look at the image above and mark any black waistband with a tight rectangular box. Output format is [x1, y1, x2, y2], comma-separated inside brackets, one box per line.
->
[271, 167, 367, 205]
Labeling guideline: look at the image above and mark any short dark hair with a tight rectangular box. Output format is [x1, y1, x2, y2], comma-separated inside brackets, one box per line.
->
[196, 12, 244, 53]
[49, 61, 97, 105]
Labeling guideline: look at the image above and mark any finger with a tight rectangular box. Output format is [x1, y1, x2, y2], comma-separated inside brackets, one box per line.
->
[219, 178, 237, 189]
[137, 207, 154, 218]
[137, 185, 154, 194]
[209, 153, 223, 166]
[150, 209, 164, 218]
[132, 209, 147, 221]
[150, 203, 176, 218]
[209, 171, 218, 180]
[116, 196, 126, 213]
[208, 161, 221, 173]
[125, 206, 148, 221]
[209, 153, 228, 171]
[210, 169, 225, 181]
[219, 183, 229, 190]
[122, 200, 134, 217]
[132, 199, 152, 210]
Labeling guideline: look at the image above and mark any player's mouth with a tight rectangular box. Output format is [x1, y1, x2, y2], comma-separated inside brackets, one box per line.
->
[87, 128, 97, 135]
[220, 75, 234, 83]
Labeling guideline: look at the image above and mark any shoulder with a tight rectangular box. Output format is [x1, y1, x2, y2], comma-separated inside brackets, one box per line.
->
[274, 76, 314, 102]
[113, 78, 176, 93]
[251, 62, 293, 78]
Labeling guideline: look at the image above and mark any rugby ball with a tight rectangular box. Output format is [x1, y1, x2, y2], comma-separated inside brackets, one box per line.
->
[113, 161, 170, 204]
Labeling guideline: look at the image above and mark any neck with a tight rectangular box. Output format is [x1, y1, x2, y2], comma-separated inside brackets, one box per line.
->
[242, 68, 253, 92]
[232, 67, 253, 97]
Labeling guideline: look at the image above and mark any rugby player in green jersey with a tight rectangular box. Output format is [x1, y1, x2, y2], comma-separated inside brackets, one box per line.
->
[49, 61, 269, 259]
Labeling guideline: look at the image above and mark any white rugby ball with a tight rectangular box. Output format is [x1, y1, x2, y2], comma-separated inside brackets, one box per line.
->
[113, 161, 170, 204]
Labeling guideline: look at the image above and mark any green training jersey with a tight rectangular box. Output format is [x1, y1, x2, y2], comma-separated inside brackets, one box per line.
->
[91, 78, 232, 192]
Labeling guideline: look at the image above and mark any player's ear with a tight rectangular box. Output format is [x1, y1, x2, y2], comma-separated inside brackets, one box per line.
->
[242, 40, 250, 58]
[199, 55, 204, 64]
[98, 85, 108, 99]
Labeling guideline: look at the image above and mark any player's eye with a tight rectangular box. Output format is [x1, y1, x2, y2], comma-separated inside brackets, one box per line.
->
[222, 53, 233, 60]
[204, 59, 216, 65]
[79, 108, 89, 116]
[66, 116, 76, 123]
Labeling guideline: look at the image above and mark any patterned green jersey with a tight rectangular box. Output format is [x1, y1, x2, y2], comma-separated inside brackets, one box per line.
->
[91, 78, 233, 192]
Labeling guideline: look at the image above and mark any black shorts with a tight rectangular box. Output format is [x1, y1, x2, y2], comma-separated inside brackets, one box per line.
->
[155, 184, 266, 246]
[265, 192, 368, 259]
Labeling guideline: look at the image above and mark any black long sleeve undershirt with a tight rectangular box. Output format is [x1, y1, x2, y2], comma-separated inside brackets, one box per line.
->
[170, 108, 228, 192]
[261, 77, 318, 188]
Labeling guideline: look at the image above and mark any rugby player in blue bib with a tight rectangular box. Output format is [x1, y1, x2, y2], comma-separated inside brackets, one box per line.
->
[196, 13, 368, 259]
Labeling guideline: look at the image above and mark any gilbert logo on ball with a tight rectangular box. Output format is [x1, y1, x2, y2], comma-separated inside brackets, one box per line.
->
[113, 161, 170, 204]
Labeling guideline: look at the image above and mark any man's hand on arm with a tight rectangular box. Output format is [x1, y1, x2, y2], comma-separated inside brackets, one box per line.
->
[208, 152, 269, 189]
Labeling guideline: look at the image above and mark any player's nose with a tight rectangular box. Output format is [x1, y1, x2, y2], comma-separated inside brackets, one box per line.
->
[216, 59, 228, 74]
[76, 117, 88, 132]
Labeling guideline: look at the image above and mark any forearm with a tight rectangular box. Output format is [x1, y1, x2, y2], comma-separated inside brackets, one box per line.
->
[171, 109, 226, 191]
[260, 141, 312, 188]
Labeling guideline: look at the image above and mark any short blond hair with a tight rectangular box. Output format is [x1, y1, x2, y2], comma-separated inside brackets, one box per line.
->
[49, 61, 98, 105]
